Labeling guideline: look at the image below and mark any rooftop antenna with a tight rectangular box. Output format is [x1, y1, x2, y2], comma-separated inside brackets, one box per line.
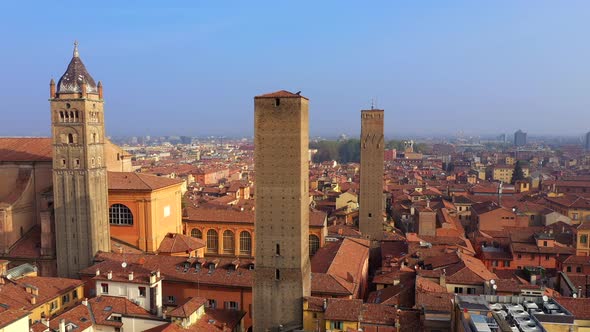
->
[73, 40, 79, 58]
[370, 98, 375, 110]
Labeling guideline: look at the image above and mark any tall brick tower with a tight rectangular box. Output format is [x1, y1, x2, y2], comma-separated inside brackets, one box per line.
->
[359, 108, 384, 243]
[253, 90, 311, 331]
[50, 42, 110, 278]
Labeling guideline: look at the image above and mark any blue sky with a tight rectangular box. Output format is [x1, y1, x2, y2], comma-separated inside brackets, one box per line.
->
[1, 1, 590, 137]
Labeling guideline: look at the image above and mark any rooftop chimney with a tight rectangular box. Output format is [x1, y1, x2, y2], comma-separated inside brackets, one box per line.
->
[59, 319, 66, 332]
[95, 269, 100, 276]
[82, 298, 88, 306]
[107, 271, 112, 280]
[128, 271, 134, 281]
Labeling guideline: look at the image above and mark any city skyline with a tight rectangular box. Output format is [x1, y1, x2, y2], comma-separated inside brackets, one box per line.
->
[2, 1, 590, 137]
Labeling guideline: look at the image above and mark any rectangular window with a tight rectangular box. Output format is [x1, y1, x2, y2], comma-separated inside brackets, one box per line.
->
[567, 266, 572, 272]
[577, 266, 582, 273]
[208, 299, 217, 309]
[467, 288, 476, 294]
[543, 241, 547, 247]
[138, 287, 146, 297]
[454, 287, 463, 294]
[73, 290, 78, 299]
[167, 296, 175, 304]
[545, 254, 550, 261]
[164, 205, 171, 217]
[581, 235, 588, 244]
[50, 301, 57, 311]
[62, 294, 70, 304]
[224, 301, 239, 310]
[101, 283, 109, 294]
[503, 261, 510, 267]
[573, 213, 579, 220]
[331, 321, 343, 330]
[517, 254, 522, 259]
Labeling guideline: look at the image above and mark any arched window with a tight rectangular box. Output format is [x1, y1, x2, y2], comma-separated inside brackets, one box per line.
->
[191, 228, 202, 239]
[223, 230, 234, 254]
[68, 133, 74, 144]
[239, 231, 252, 256]
[109, 204, 133, 225]
[206, 230, 218, 253]
[309, 235, 320, 256]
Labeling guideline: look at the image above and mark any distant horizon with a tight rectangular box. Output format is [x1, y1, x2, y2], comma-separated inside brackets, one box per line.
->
[2, 1, 590, 137]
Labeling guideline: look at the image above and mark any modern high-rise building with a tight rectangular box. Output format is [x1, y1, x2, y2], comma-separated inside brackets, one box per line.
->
[514, 129, 527, 147]
[51, 43, 111, 278]
[359, 109, 384, 243]
[253, 90, 311, 331]
[585, 131, 590, 151]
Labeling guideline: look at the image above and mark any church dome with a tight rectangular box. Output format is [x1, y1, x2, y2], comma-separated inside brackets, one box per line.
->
[56, 42, 97, 94]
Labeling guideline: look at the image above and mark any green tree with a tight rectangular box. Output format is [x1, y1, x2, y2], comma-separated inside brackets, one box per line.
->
[511, 160, 525, 184]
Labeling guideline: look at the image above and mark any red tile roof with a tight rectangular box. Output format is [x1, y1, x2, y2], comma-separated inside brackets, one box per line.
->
[158, 233, 206, 254]
[556, 297, 590, 320]
[108, 172, 184, 191]
[167, 297, 207, 318]
[0, 137, 52, 162]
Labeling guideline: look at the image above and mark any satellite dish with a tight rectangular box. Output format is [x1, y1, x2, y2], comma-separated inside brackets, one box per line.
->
[121, 262, 127, 268]
[490, 279, 496, 285]
[573, 293, 578, 298]
[493, 284, 497, 290]
[542, 295, 549, 302]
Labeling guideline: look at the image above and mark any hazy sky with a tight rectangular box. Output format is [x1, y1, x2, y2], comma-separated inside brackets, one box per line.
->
[2, 1, 590, 138]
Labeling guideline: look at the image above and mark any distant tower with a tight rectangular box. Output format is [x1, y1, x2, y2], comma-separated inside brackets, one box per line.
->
[585, 132, 590, 151]
[360, 108, 384, 243]
[253, 90, 311, 331]
[514, 129, 527, 147]
[51, 42, 110, 278]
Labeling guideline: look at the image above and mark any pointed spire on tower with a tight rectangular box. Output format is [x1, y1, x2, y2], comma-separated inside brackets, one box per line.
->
[73, 40, 79, 58]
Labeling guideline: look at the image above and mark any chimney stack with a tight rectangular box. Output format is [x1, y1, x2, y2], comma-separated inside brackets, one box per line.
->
[95, 269, 100, 276]
[107, 271, 112, 280]
[59, 319, 66, 332]
[128, 271, 134, 281]
[82, 298, 88, 306]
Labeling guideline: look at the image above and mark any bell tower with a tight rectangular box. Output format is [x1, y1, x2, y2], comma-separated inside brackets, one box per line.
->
[51, 42, 110, 278]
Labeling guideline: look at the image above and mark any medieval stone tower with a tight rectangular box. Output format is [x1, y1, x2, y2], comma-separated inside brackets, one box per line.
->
[360, 108, 384, 243]
[253, 90, 311, 331]
[50, 42, 111, 278]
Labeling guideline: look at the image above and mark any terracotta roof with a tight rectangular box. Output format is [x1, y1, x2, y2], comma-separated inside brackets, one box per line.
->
[556, 297, 590, 320]
[324, 298, 363, 321]
[184, 206, 254, 224]
[310, 210, 327, 227]
[254, 90, 308, 100]
[168, 297, 207, 318]
[0, 306, 29, 329]
[82, 252, 253, 289]
[0, 137, 52, 162]
[48, 303, 93, 331]
[108, 172, 184, 191]
[158, 233, 206, 254]
[310, 238, 369, 296]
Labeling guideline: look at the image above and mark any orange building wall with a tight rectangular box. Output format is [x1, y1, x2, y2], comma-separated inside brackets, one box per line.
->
[109, 185, 182, 252]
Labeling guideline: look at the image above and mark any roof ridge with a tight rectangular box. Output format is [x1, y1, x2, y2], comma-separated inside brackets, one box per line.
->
[133, 173, 154, 190]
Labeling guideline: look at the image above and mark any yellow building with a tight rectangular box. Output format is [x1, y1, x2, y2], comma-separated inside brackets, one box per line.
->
[545, 195, 590, 225]
[577, 223, 590, 256]
[491, 166, 529, 183]
[0, 274, 83, 322]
